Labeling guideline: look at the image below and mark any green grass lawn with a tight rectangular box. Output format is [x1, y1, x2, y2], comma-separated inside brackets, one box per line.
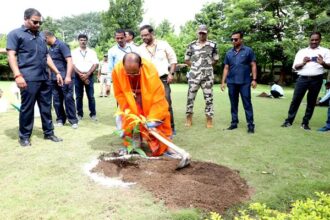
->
[0, 81, 329, 219]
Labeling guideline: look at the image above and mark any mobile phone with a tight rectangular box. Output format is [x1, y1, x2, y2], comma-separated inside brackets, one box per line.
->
[311, 56, 318, 62]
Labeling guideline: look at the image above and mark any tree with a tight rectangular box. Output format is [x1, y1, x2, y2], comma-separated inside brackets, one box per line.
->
[155, 19, 174, 38]
[101, 0, 143, 42]
[294, 0, 330, 33]
[57, 12, 103, 47]
[218, 0, 303, 83]
[40, 16, 61, 39]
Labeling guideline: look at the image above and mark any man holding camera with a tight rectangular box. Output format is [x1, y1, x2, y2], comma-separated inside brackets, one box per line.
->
[281, 32, 330, 130]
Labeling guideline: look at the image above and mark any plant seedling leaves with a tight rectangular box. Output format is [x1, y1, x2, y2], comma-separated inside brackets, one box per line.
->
[134, 148, 147, 158]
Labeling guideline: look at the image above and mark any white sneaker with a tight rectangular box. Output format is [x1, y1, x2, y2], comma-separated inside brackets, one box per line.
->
[72, 123, 78, 129]
[55, 122, 63, 127]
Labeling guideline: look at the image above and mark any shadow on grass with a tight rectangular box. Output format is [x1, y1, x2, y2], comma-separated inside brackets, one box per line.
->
[4, 127, 18, 140]
[4, 126, 46, 140]
[88, 133, 122, 152]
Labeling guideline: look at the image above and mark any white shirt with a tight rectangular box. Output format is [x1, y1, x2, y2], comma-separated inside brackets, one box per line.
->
[99, 61, 110, 74]
[139, 39, 177, 77]
[271, 84, 284, 96]
[292, 46, 330, 76]
[72, 47, 99, 73]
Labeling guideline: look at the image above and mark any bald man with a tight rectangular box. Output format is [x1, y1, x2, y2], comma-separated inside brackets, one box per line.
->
[112, 52, 172, 156]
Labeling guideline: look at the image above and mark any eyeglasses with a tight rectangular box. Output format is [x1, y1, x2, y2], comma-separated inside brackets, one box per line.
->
[31, 20, 43, 25]
[231, 38, 239, 42]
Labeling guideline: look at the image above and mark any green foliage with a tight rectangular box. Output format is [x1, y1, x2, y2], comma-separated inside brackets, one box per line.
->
[40, 12, 103, 48]
[206, 192, 330, 220]
[0, 35, 7, 66]
[58, 12, 103, 47]
[156, 20, 197, 64]
[40, 16, 62, 40]
[171, 208, 202, 220]
[205, 212, 223, 220]
[293, 0, 330, 33]
[101, 0, 143, 43]
[155, 19, 175, 38]
[177, 0, 330, 83]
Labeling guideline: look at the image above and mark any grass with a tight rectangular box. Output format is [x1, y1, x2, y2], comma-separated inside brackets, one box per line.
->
[0, 81, 329, 219]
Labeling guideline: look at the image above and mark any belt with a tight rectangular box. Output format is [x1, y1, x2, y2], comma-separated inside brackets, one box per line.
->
[299, 75, 323, 79]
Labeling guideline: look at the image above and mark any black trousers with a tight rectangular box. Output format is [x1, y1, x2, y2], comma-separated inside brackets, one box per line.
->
[160, 75, 175, 131]
[51, 80, 78, 125]
[19, 80, 54, 140]
[285, 75, 323, 125]
[74, 75, 96, 117]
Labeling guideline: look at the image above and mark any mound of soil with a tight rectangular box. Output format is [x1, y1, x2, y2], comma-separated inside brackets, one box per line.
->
[91, 157, 251, 213]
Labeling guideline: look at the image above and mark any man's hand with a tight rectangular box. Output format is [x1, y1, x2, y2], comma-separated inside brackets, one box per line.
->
[146, 120, 163, 128]
[56, 74, 64, 86]
[317, 54, 324, 65]
[15, 75, 27, 89]
[303, 56, 311, 64]
[64, 76, 71, 85]
[251, 80, 257, 89]
[220, 83, 226, 91]
[167, 74, 174, 84]
[80, 73, 90, 81]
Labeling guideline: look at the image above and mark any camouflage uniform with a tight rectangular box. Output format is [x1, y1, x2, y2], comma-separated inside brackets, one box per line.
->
[185, 40, 219, 117]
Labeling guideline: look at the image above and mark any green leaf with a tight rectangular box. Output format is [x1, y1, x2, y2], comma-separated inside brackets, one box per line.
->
[134, 148, 147, 158]
[125, 136, 133, 144]
[133, 125, 140, 133]
[127, 145, 133, 154]
[112, 130, 122, 136]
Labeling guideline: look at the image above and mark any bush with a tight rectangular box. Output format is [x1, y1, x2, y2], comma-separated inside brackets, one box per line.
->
[206, 192, 330, 220]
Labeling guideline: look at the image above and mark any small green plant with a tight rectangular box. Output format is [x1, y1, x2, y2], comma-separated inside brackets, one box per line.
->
[205, 211, 223, 220]
[113, 109, 159, 158]
[206, 192, 330, 220]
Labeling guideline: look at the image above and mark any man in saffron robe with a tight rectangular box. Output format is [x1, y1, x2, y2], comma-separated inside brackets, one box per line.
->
[112, 52, 172, 156]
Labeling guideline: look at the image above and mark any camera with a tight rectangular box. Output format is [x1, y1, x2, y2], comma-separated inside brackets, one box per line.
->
[311, 56, 318, 62]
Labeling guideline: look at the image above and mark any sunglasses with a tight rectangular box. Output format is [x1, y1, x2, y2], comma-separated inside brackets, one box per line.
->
[231, 38, 239, 42]
[31, 20, 43, 25]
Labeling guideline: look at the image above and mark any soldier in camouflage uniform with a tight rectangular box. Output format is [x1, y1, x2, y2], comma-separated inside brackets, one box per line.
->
[184, 25, 219, 128]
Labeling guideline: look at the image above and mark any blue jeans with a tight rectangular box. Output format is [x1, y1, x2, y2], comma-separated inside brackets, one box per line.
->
[74, 75, 96, 117]
[227, 83, 254, 128]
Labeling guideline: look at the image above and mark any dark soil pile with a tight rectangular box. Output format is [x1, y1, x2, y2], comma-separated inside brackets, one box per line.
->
[91, 156, 251, 213]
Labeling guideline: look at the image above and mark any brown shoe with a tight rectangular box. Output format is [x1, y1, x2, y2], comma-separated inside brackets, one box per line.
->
[185, 114, 192, 127]
[206, 116, 213, 128]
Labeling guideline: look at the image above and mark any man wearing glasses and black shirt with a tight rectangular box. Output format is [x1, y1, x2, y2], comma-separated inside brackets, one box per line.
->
[7, 8, 64, 147]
